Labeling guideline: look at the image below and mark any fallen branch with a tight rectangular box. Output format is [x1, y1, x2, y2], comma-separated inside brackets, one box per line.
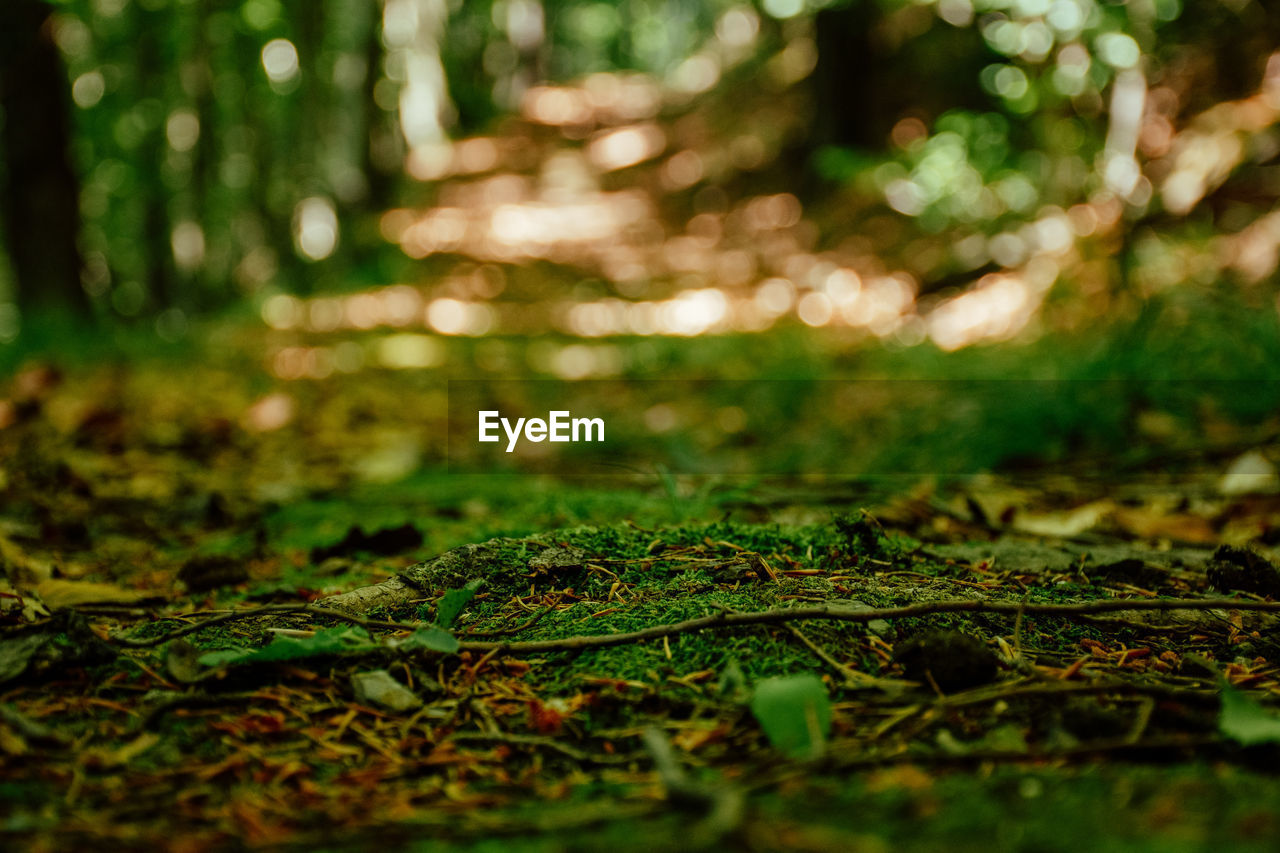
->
[108, 603, 422, 648]
[458, 606, 554, 637]
[455, 597, 1280, 654]
[106, 596, 1280, 660]
[317, 576, 421, 616]
[318, 537, 551, 615]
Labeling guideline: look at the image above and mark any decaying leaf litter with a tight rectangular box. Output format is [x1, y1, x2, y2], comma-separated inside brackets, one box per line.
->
[4, 361, 1280, 851]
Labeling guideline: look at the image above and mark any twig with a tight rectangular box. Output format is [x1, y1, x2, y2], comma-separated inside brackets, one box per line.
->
[1076, 614, 1200, 634]
[455, 597, 1280, 655]
[0, 703, 71, 747]
[781, 622, 894, 690]
[1126, 696, 1156, 743]
[108, 604, 424, 648]
[68, 605, 156, 618]
[139, 691, 271, 729]
[644, 727, 746, 848]
[1013, 593, 1027, 659]
[103, 596, 1280, 660]
[449, 731, 641, 765]
[458, 606, 554, 637]
[783, 622, 857, 681]
[934, 678, 1221, 708]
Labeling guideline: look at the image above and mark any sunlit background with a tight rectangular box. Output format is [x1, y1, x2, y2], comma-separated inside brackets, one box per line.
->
[2, 0, 1280, 380]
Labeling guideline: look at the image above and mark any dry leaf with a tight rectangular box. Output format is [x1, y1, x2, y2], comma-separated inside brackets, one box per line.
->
[35, 578, 155, 609]
[1218, 450, 1279, 496]
[1014, 500, 1115, 538]
[1111, 507, 1218, 544]
[0, 578, 50, 622]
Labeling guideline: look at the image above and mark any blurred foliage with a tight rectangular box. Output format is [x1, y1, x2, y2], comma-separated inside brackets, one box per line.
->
[9, 0, 777, 330]
[0, 0, 1277, 357]
[42, 0, 387, 315]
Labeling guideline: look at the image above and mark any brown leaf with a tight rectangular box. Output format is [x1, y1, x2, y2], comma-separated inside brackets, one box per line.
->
[35, 578, 156, 609]
[1111, 507, 1217, 544]
[1014, 499, 1115, 538]
[0, 578, 50, 622]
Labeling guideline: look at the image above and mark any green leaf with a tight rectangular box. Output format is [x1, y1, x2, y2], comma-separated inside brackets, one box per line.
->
[196, 648, 250, 668]
[717, 658, 747, 698]
[0, 632, 53, 685]
[750, 674, 832, 759]
[1219, 684, 1280, 746]
[198, 626, 371, 667]
[398, 626, 460, 655]
[436, 579, 483, 629]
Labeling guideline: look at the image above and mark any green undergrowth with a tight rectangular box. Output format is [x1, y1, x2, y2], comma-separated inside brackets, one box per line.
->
[264, 472, 763, 558]
[172, 510, 1152, 692]
[392, 762, 1280, 853]
[748, 762, 1279, 853]
[340, 515, 1097, 692]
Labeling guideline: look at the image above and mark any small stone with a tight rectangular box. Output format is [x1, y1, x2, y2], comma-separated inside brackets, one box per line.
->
[893, 630, 999, 692]
[177, 554, 248, 593]
[165, 639, 203, 685]
[846, 600, 891, 637]
[351, 669, 422, 712]
[1206, 545, 1280, 597]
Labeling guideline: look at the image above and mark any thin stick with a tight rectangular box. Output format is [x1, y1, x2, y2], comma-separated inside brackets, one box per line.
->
[455, 597, 1280, 655]
[782, 622, 871, 687]
[104, 596, 1280, 658]
[458, 606, 554, 637]
[934, 678, 1220, 708]
[107, 604, 423, 648]
[449, 732, 641, 765]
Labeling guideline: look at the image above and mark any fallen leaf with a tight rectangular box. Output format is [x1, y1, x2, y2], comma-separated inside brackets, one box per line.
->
[393, 626, 460, 654]
[35, 578, 155, 609]
[1219, 450, 1280, 496]
[435, 579, 483, 629]
[351, 669, 422, 712]
[671, 722, 728, 752]
[1111, 507, 1217, 544]
[0, 535, 55, 584]
[166, 638, 204, 684]
[1219, 685, 1280, 746]
[750, 674, 831, 759]
[200, 626, 371, 667]
[0, 632, 53, 684]
[0, 578, 50, 622]
[1014, 500, 1115, 537]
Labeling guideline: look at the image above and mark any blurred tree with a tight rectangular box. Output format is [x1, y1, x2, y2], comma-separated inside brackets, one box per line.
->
[812, 1, 990, 151]
[4, 0, 1277, 337]
[0, 0, 89, 317]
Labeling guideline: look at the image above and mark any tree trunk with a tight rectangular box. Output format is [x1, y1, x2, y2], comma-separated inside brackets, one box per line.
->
[136, 10, 175, 312]
[810, 4, 989, 151]
[0, 0, 89, 317]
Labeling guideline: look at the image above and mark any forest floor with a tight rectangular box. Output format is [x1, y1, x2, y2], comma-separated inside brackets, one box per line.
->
[3, 345, 1280, 852]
